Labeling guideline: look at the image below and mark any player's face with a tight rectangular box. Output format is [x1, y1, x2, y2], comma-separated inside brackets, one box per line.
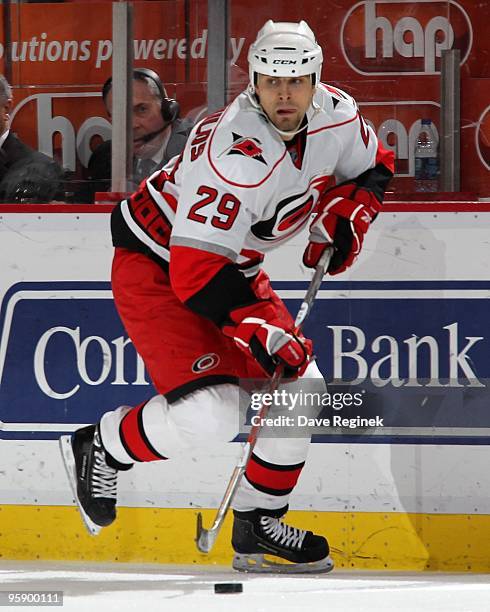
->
[255, 75, 315, 139]
[105, 79, 165, 156]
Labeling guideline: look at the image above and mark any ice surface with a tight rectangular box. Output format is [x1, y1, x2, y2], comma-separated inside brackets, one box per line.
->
[1, 561, 490, 611]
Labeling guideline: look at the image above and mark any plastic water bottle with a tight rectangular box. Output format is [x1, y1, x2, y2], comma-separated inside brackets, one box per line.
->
[414, 119, 439, 193]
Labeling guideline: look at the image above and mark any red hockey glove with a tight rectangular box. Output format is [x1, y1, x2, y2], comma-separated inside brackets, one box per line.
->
[303, 183, 381, 275]
[223, 301, 313, 379]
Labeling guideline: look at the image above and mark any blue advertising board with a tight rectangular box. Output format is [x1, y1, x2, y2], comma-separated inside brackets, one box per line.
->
[0, 280, 488, 443]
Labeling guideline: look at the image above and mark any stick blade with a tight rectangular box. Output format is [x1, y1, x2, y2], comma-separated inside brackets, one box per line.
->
[195, 512, 209, 552]
[195, 512, 217, 553]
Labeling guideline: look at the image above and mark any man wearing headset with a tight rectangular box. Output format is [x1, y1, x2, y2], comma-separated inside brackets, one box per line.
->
[85, 68, 193, 201]
[61, 21, 394, 573]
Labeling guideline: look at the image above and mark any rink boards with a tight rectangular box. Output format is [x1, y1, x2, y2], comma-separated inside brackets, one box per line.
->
[0, 205, 489, 570]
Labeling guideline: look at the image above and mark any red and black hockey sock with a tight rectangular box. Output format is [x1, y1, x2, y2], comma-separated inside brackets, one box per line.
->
[244, 452, 305, 497]
[119, 401, 168, 462]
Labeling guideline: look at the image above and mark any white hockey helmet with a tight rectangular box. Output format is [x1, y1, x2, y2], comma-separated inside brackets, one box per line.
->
[248, 20, 323, 91]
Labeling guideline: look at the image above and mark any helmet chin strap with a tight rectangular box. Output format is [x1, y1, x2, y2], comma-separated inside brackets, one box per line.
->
[246, 85, 321, 139]
[269, 117, 309, 139]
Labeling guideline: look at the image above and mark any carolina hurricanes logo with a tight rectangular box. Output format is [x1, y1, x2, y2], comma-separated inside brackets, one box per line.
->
[251, 189, 315, 242]
[191, 353, 220, 374]
[226, 133, 267, 165]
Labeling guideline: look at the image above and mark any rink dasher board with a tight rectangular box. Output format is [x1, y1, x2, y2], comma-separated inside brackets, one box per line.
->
[0, 207, 488, 510]
[0, 208, 489, 569]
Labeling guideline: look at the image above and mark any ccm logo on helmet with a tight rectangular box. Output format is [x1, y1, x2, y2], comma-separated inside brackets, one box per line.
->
[192, 353, 221, 373]
[272, 59, 297, 65]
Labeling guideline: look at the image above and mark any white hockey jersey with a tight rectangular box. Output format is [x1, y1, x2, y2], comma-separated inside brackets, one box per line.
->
[115, 83, 379, 277]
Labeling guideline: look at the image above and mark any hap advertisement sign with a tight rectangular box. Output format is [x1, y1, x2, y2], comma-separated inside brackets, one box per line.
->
[340, 0, 473, 75]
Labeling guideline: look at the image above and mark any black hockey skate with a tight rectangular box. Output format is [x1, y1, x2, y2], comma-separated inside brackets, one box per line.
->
[231, 507, 333, 574]
[59, 425, 129, 536]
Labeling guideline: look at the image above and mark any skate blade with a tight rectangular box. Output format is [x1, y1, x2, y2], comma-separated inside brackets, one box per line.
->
[59, 435, 102, 537]
[232, 553, 334, 574]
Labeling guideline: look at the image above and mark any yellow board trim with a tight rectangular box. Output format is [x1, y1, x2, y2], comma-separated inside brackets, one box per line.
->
[1, 506, 489, 571]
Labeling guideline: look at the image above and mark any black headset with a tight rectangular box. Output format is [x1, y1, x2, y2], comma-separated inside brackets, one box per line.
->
[102, 67, 180, 124]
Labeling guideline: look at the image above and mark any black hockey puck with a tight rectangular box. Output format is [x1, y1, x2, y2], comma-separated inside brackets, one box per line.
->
[214, 582, 243, 594]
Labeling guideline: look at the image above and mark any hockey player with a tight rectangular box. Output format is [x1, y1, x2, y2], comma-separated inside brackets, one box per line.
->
[60, 20, 394, 573]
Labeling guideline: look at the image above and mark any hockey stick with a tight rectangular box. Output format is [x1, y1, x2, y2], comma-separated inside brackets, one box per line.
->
[195, 247, 333, 554]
